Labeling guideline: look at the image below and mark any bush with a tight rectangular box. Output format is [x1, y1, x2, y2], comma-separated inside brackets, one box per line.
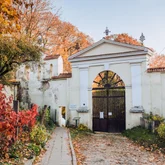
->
[152, 114, 164, 122]
[0, 85, 38, 157]
[9, 141, 34, 159]
[78, 124, 89, 131]
[37, 106, 55, 131]
[28, 143, 41, 156]
[122, 126, 165, 152]
[30, 124, 48, 146]
[157, 123, 165, 139]
[122, 126, 157, 145]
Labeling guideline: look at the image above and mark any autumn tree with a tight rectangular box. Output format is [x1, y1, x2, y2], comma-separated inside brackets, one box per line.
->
[106, 33, 142, 46]
[0, 0, 93, 78]
[18, 0, 93, 72]
[17, 0, 58, 42]
[0, 0, 44, 83]
[48, 21, 93, 72]
[0, 36, 42, 83]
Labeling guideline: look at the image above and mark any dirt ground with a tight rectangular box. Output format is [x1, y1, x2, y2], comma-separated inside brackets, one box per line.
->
[73, 133, 165, 165]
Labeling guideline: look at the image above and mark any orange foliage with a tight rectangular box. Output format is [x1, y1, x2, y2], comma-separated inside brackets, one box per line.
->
[18, 1, 93, 72]
[0, 0, 21, 34]
[149, 55, 165, 68]
[49, 21, 93, 72]
[106, 33, 142, 46]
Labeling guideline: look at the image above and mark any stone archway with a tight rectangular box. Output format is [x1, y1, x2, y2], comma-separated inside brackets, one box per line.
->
[92, 70, 126, 132]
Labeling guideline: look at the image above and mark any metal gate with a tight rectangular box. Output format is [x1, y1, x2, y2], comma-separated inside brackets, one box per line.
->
[92, 71, 125, 132]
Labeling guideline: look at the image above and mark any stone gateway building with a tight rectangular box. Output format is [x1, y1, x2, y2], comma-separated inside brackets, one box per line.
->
[17, 38, 165, 132]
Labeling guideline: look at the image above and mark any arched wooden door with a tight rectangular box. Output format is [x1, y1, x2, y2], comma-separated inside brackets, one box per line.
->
[92, 70, 125, 132]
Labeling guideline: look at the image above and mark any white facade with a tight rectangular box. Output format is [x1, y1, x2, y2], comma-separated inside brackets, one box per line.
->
[68, 39, 161, 130]
[15, 39, 165, 131]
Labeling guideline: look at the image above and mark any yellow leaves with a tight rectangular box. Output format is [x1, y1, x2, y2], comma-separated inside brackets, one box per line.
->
[1, 56, 8, 62]
[0, 0, 21, 34]
[1, 0, 12, 5]
[16, 24, 21, 30]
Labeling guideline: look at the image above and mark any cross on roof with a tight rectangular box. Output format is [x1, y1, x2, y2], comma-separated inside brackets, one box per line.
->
[140, 33, 145, 44]
[104, 27, 111, 36]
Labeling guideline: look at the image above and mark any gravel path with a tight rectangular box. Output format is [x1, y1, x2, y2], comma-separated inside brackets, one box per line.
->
[74, 133, 165, 165]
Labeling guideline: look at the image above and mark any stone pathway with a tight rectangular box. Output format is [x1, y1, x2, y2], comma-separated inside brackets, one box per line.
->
[37, 127, 74, 165]
[73, 133, 165, 165]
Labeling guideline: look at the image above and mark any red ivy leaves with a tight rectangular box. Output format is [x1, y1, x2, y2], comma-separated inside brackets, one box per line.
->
[18, 104, 38, 127]
[0, 85, 38, 154]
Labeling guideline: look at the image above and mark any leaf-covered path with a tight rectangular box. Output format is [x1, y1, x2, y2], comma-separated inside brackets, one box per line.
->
[73, 133, 165, 165]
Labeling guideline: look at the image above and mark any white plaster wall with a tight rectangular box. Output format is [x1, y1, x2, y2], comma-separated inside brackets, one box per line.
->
[16, 57, 66, 124]
[79, 68, 88, 106]
[161, 73, 165, 117]
[141, 62, 151, 114]
[58, 56, 63, 75]
[141, 65, 165, 119]
[44, 59, 58, 77]
[148, 73, 161, 115]
[68, 68, 80, 124]
[28, 78, 68, 123]
[131, 63, 142, 106]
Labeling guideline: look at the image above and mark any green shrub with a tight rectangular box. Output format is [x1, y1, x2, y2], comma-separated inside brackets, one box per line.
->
[123, 126, 165, 151]
[123, 126, 159, 147]
[30, 125, 48, 146]
[28, 143, 41, 156]
[37, 106, 55, 130]
[157, 123, 165, 139]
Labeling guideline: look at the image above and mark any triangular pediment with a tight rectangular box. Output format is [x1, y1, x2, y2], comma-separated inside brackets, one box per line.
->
[69, 39, 150, 61]
[79, 42, 138, 57]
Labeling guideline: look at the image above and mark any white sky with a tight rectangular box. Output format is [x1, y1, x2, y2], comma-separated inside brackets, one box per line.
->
[52, 0, 165, 54]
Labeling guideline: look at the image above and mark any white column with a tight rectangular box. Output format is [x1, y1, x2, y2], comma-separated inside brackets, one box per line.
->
[131, 64, 142, 107]
[79, 68, 88, 107]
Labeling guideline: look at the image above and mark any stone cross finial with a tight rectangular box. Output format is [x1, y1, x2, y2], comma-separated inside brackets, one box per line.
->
[140, 33, 145, 44]
[104, 27, 111, 36]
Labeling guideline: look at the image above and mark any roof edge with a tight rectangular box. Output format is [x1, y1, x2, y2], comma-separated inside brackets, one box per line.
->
[51, 73, 72, 80]
[147, 67, 165, 73]
[44, 54, 60, 61]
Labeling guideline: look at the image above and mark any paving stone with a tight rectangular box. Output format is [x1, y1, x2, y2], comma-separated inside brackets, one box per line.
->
[38, 127, 73, 165]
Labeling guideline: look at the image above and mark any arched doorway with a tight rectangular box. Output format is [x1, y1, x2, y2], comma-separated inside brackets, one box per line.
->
[92, 70, 125, 132]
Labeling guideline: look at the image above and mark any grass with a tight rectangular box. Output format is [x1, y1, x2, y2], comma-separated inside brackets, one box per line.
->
[122, 126, 165, 152]
[69, 124, 93, 139]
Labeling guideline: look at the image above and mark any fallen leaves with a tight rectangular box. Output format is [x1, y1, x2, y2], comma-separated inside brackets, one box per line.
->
[72, 141, 86, 165]
[71, 132, 165, 165]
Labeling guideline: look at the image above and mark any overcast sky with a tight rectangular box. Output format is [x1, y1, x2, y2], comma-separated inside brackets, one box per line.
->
[53, 0, 165, 54]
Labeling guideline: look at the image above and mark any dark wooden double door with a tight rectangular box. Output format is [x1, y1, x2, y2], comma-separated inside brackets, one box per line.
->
[92, 88, 125, 132]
